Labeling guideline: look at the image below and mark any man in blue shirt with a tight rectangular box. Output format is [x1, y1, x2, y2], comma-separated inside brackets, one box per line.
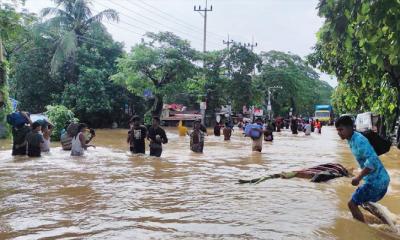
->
[335, 116, 390, 222]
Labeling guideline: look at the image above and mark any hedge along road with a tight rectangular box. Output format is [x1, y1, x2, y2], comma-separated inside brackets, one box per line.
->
[0, 127, 399, 239]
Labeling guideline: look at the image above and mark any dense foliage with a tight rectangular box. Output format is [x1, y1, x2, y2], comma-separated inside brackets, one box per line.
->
[2, 0, 335, 139]
[0, 1, 35, 138]
[256, 51, 333, 116]
[309, 0, 400, 133]
[46, 104, 78, 140]
[6, 1, 135, 128]
[111, 32, 199, 117]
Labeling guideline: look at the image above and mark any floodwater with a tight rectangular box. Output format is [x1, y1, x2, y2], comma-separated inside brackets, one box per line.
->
[0, 127, 399, 240]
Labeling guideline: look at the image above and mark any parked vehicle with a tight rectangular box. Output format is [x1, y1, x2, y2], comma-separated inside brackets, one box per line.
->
[314, 105, 333, 125]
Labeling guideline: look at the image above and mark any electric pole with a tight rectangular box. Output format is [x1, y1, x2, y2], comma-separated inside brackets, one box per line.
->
[194, 0, 213, 53]
[222, 34, 234, 51]
[194, 1, 213, 125]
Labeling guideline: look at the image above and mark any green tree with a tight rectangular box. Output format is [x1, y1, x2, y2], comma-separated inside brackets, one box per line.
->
[308, 0, 400, 133]
[111, 32, 198, 117]
[60, 23, 130, 127]
[225, 44, 260, 112]
[256, 51, 333, 117]
[41, 0, 119, 82]
[0, 1, 34, 138]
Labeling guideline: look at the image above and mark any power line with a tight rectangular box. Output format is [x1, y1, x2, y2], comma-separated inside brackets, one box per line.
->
[194, 0, 213, 53]
[104, 0, 210, 46]
[127, 0, 225, 42]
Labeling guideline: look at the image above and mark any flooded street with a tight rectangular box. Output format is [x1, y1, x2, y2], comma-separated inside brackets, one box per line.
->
[0, 127, 399, 240]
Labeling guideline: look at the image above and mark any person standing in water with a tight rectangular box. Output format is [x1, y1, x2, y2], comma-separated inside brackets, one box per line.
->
[71, 123, 95, 156]
[263, 120, 274, 142]
[315, 119, 322, 134]
[40, 121, 52, 153]
[303, 120, 312, 136]
[26, 122, 44, 157]
[214, 121, 222, 136]
[189, 120, 205, 153]
[290, 116, 298, 134]
[11, 112, 32, 156]
[251, 118, 264, 152]
[127, 116, 147, 154]
[147, 116, 168, 157]
[178, 120, 188, 136]
[335, 116, 390, 223]
[223, 122, 232, 141]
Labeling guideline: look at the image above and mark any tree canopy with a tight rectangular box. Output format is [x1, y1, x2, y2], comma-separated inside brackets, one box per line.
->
[256, 51, 333, 116]
[309, 0, 400, 132]
[111, 32, 199, 117]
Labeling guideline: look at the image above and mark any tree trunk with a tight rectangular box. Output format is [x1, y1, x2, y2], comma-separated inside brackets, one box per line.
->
[151, 93, 163, 117]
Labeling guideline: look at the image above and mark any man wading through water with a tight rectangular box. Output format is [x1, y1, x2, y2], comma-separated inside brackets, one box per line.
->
[147, 116, 168, 157]
[127, 116, 147, 154]
[335, 116, 390, 223]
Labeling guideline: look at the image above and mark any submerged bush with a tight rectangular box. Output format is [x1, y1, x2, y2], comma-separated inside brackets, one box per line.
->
[46, 105, 78, 141]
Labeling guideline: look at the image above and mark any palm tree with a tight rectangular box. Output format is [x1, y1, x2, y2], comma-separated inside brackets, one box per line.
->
[41, 0, 119, 81]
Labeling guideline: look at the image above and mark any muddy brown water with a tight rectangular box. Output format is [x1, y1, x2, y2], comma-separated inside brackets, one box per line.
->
[0, 127, 399, 240]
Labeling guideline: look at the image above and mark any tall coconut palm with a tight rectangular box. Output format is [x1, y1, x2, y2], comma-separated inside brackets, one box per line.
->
[41, 0, 119, 81]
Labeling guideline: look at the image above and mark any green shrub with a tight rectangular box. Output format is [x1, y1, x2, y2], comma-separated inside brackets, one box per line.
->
[46, 105, 78, 141]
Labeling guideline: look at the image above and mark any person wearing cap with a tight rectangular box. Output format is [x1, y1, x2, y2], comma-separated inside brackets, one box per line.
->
[26, 122, 44, 157]
[127, 116, 147, 154]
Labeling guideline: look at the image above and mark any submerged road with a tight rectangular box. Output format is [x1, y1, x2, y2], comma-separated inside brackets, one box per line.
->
[0, 127, 399, 239]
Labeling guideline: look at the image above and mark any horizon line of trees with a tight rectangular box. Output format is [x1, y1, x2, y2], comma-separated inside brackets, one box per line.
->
[0, 0, 333, 138]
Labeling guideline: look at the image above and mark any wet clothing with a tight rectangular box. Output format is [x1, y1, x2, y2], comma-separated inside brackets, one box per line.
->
[190, 130, 205, 153]
[348, 132, 390, 188]
[147, 126, 168, 157]
[304, 124, 312, 135]
[12, 126, 31, 156]
[223, 127, 232, 141]
[239, 163, 349, 184]
[26, 131, 44, 157]
[252, 137, 263, 152]
[214, 124, 222, 136]
[60, 132, 73, 150]
[348, 131, 390, 205]
[41, 133, 51, 152]
[128, 126, 147, 154]
[352, 183, 388, 206]
[263, 123, 274, 142]
[71, 132, 85, 156]
[315, 122, 322, 134]
[291, 119, 298, 134]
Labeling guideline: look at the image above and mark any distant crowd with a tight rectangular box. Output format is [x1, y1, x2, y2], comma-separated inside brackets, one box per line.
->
[7, 111, 326, 158]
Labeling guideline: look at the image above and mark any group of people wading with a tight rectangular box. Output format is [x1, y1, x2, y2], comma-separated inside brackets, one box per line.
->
[7, 111, 394, 225]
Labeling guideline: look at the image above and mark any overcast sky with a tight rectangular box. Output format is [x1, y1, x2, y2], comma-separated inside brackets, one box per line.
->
[19, 0, 336, 86]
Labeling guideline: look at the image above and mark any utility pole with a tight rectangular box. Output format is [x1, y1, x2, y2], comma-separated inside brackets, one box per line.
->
[238, 39, 258, 52]
[222, 34, 234, 51]
[194, 0, 213, 53]
[195, 1, 213, 125]
[239, 37, 258, 75]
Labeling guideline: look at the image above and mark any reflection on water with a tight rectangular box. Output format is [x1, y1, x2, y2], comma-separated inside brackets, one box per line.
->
[0, 127, 399, 239]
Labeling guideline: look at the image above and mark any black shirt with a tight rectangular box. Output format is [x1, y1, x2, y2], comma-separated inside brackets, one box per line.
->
[147, 126, 168, 146]
[128, 126, 147, 152]
[26, 131, 44, 157]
